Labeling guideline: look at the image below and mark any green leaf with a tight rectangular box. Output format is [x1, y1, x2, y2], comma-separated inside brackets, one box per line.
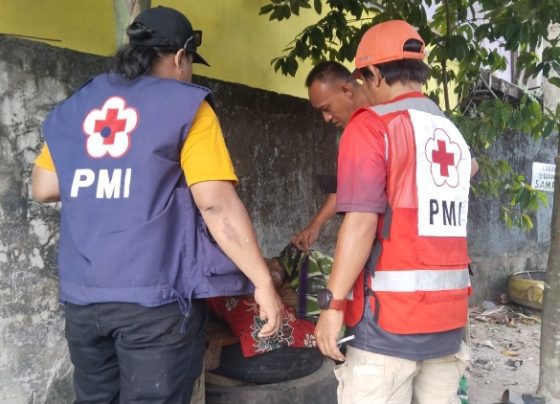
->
[272, 57, 284, 72]
[521, 214, 534, 230]
[531, 101, 542, 123]
[314, 0, 322, 14]
[291, 3, 300, 16]
[548, 76, 560, 88]
[281, 4, 291, 19]
[501, 208, 513, 229]
[542, 118, 556, 138]
[294, 40, 309, 58]
[259, 4, 274, 15]
[309, 27, 323, 47]
[447, 35, 469, 60]
[285, 57, 299, 76]
[269, 7, 281, 20]
[537, 191, 549, 205]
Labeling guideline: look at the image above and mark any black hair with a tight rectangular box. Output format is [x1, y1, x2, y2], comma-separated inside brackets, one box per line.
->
[109, 22, 185, 80]
[359, 39, 429, 85]
[305, 61, 353, 87]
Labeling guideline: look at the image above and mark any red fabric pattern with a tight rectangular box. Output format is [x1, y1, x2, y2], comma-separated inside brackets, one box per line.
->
[208, 296, 317, 358]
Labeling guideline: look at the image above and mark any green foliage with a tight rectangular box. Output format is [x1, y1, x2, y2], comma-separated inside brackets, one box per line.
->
[469, 155, 548, 230]
[260, 0, 560, 230]
[263, 1, 367, 77]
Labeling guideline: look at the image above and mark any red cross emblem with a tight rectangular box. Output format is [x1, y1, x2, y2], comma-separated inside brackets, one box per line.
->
[431, 140, 455, 177]
[424, 128, 462, 188]
[83, 97, 138, 159]
[94, 108, 128, 145]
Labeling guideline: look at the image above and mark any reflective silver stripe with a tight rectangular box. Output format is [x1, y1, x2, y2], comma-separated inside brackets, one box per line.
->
[371, 268, 471, 292]
[370, 97, 445, 117]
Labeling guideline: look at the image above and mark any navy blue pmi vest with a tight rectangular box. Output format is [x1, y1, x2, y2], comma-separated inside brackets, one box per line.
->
[43, 74, 253, 306]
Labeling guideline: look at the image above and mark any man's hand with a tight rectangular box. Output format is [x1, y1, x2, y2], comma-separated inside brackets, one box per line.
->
[292, 193, 337, 251]
[253, 284, 284, 337]
[291, 224, 320, 252]
[315, 309, 345, 361]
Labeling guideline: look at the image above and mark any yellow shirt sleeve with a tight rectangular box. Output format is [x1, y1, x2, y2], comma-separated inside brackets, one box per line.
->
[34, 144, 56, 171]
[181, 100, 238, 186]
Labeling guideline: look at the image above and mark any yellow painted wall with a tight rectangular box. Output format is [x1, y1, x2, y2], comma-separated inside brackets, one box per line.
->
[0, 0, 324, 98]
[0, 1, 456, 105]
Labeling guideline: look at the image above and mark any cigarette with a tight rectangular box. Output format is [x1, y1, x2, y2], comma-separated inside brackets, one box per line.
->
[337, 335, 355, 345]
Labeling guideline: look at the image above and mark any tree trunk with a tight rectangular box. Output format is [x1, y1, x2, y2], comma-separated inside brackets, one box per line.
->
[113, 0, 151, 48]
[538, 22, 560, 402]
[538, 153, 560, 401]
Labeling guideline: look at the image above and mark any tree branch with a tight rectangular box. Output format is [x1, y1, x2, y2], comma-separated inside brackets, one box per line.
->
[442, 0, 452, 112]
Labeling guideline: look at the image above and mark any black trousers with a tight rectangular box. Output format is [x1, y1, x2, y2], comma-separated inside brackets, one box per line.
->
[64, 300, 207, 404]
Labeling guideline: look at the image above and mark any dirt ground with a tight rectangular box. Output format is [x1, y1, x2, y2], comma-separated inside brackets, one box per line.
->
[466, 302, 543, 404]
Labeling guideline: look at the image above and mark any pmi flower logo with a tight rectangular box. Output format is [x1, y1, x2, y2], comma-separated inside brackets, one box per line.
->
[425, 128, 462, 188]
[83, 97, 138, 158]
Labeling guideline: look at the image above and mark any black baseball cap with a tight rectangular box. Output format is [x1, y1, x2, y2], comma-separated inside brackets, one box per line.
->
[129, 6, 209, 66]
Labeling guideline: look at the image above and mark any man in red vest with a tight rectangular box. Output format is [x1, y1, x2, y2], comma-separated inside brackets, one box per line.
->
[315, 20, 474, 403]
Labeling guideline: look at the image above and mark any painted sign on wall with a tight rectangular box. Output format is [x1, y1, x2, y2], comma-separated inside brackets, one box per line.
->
[531, 162, 555, 192]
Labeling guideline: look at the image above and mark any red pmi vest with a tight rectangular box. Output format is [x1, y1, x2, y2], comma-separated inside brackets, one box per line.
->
[343, 94, 472, 334]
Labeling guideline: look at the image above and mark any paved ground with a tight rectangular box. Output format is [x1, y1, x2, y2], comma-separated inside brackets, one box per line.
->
[466, 303, 542, 404]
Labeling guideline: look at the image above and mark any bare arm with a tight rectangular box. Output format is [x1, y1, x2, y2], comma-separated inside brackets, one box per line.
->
[190, 180, 283, 336]
[292, 193, 337, 251]
[315, 211, 378, 361]
[471, 158, 479, 178]
[31, 165, 60, 203]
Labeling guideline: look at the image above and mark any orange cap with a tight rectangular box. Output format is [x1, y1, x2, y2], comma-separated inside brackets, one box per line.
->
[355, 20, 425, 68]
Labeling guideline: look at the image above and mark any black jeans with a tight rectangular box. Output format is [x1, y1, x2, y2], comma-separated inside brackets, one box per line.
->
[64, 300, 207, 404]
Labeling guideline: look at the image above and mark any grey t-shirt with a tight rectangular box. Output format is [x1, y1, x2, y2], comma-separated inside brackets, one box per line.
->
[347, 302, 463, 361]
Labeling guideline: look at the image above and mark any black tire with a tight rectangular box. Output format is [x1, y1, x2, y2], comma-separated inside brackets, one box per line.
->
[206, 357, 337, 404]
[212, 343, 324, 383]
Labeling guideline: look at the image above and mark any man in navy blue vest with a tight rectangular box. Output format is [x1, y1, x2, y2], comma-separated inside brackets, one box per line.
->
[32, 6, 283, 403]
